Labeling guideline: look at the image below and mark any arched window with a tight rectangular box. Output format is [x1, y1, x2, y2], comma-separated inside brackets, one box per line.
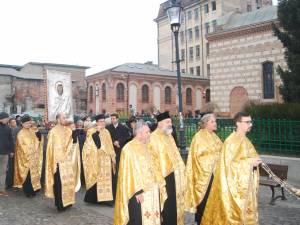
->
[116, 83, 125, 102]
[142, 84, 149, 103]
[89, 86, 93, 102]
[206, 89, 210, 103]
[186, 88, 192, 105]
[165, 86, 172, 104]
[263, 61, 274, 99]
[102, 83, 106, 101]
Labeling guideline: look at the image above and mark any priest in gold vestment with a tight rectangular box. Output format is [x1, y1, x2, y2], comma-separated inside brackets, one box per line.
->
[200, 112, 262, 225]
[45, 113, 81, 211]
[148, 111, 186, 225]
[185, 113, 223, 225]
[114, 120, 163, 225]
[14, 115, 43, 197]
[82, 114, 116, 204]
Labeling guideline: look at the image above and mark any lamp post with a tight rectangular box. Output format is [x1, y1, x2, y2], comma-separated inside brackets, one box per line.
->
[166, 0, 186, 156]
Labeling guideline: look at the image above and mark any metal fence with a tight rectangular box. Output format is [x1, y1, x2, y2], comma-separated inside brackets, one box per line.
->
[120, 117, 300, 157]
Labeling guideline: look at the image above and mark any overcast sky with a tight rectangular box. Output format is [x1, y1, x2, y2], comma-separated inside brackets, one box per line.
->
[0, 0, 278, 75]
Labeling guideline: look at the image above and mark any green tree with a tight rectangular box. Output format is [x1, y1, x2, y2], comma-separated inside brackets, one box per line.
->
[273, 0, 300, 102]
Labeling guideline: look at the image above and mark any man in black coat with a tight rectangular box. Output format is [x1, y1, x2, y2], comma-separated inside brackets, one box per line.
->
[106, 113, 130, 200]
[6, 118, 20, 189]
[0, 112, 14, 196]
[75, 120, 86, 186]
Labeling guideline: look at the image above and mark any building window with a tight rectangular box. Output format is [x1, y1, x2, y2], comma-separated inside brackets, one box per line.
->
[194, 8, 199, 20]
[206, 89, 211, 102]
[89, 86, 93, 102]
[207, 64, 211, 76]
[195, 26, 200, 39]
[102, 83, 106, 101]
[204, 4, 209, 14]
[181, 69, 186, 74]
[205, 23, 210, 34]
[247, 4, 252, 12]
[256, 0, 262, 9]
[142, 84, 149, 103]
[206, 43, 210, 56]
[165, 86, 172, 104]
[196, 45, 200, 58]
[188, 29, 193, 41]
[116, 83, 125, 102]
[181, 49, 185, 61]
[181, 15, 184, 24]
[180, 31, 185, 44]
[263, 61, 275, 99]
[187, 10, 192, 20]
[212, 20, 217, 32]
[186, 88, 192, 105]
[95, 84, 99, 97]
[190, 67, 194, 75]
[212, 1, 216, 11]
[189, 47, 194, 61]
[196, 66, 201, 76]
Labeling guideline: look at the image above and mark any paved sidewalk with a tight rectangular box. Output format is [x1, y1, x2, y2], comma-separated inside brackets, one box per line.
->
[0, 186, 299, 225]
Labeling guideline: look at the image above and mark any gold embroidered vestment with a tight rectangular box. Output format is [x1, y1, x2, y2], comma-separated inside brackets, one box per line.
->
[148, 129, 186, 225]
[200, 132, 260, 225]
[44, 124, 81, 207]
[185, 129, 222, 213]
[82, 128, 116, 202]
[14, 128, 43, 190]
[114, 139, 161, 225]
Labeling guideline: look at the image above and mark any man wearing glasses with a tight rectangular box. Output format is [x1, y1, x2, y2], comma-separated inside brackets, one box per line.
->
[200, 112, 262, 225]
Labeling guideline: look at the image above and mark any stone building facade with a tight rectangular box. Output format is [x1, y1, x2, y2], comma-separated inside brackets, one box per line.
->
[155, 0, 272, 78]
[86, 62, 209, 116]
[0, 62, 89, 116]
[207, 6, 285, 117]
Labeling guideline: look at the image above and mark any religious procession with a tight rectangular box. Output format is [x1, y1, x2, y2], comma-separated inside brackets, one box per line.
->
[1, 110, 299, 225]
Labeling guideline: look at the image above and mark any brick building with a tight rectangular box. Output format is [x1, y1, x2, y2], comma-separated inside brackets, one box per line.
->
[155, 0, 286, 117]
[207, 6, 285, 117]
[0, 62, 89, 116]
[155, 0, 272, 78]
[86, 62, 209, 116]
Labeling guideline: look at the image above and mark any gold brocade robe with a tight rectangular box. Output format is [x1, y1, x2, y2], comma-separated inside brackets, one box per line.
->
[114, 139, 161, 225]
[14, 128, 43, 190]
[82, 127, 116, 201]
[185, 129, 222, 213]
[45, 124, 81, 207]
[148, 128, 186, 225]
[201, 132, 260, 225]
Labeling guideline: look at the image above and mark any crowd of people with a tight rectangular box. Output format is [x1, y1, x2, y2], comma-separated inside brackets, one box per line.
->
[0, 110, 262, 225]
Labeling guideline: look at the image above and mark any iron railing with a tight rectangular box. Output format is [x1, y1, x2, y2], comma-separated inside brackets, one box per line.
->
[120, 117, 300, 157]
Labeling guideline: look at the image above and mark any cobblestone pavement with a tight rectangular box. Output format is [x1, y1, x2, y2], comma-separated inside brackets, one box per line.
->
[0, 186, 299, 225]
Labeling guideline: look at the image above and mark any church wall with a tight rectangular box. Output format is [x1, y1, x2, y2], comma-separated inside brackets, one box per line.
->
[208, 23, 285, 117]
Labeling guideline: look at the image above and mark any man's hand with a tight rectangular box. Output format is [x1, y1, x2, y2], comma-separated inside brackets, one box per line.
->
[114, 141, 120, 148]
[250, 157, 262, 167]
[136, 194, 144, 204]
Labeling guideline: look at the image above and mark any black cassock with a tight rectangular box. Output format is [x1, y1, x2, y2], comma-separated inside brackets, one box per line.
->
[127, 190, 144, 225]
[105, 123, 130, 199]
[162, 172, 177, 225]
[195, 175, 214, 225]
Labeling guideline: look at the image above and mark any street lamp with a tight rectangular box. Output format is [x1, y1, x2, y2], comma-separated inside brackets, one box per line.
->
[166, 0, 186, 156]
